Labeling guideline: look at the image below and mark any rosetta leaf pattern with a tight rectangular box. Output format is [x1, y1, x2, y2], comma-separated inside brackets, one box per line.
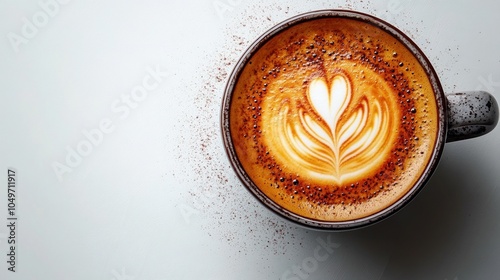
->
[277, 74, 392, 184]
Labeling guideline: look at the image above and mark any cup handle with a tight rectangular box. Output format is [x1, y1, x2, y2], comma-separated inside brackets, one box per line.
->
[446, 91, 499, 142]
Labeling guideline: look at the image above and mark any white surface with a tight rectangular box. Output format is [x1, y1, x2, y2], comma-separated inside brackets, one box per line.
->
[1, 0, 499, 279]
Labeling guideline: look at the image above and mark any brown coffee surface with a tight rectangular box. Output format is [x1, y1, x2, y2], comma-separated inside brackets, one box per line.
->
[229, 17, 439, 221]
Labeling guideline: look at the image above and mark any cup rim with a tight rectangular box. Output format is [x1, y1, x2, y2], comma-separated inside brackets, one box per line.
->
[221, 9, 447, 230]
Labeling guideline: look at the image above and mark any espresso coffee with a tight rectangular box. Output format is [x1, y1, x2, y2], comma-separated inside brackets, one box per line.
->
[228, 16, 439, 221]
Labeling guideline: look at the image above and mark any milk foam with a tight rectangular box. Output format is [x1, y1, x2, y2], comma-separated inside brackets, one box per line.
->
[274, 73, 396, 184]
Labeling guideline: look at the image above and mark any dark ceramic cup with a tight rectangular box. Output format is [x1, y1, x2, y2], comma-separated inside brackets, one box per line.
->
[221, 10, 498, 230]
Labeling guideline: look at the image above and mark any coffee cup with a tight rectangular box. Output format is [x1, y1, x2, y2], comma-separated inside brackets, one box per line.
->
[221, 10, 498, 230]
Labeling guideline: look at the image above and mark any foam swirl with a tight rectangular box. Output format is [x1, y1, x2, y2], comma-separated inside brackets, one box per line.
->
[275, 74, 395, 184]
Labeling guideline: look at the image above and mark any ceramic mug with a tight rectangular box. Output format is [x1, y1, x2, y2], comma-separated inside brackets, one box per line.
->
[221, 10, 498, 230]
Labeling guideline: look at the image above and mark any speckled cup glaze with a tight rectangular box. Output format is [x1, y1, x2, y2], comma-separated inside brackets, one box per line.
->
[446, 91, 498, 142]
[221, 10, 499, 230]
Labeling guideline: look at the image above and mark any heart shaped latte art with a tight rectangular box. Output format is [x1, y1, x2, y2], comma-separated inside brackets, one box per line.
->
[274, 73, 397, 185]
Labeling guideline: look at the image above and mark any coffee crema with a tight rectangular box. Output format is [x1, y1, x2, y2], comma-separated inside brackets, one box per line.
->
[229, 17, 439, 221]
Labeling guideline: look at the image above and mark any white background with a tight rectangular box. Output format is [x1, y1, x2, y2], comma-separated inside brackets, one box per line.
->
[1, 0, 500, 279]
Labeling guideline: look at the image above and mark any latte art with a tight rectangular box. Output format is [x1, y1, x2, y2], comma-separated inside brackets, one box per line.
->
[273, 73, 398, 184]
